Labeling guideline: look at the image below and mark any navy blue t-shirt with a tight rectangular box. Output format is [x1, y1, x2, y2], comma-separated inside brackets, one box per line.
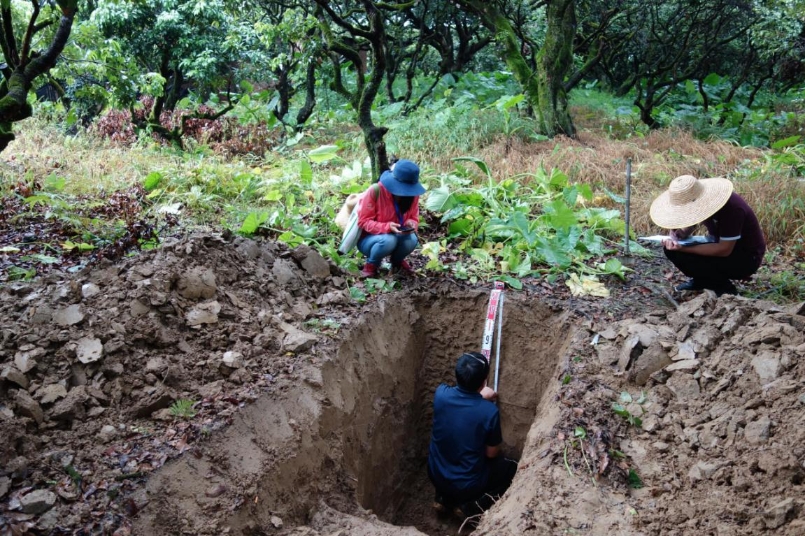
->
[428, 384, 503, 493]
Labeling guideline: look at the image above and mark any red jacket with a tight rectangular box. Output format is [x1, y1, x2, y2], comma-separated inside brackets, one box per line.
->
[358, 183, 420, 235]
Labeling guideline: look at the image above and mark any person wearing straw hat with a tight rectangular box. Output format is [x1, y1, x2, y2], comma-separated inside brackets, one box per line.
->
[649, 175, 766, 295]
[357, 159, 425, 277]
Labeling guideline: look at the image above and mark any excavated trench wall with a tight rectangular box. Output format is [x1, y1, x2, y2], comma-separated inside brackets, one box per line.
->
[134, 291, 575, 535]
[325, 292, 575, 523]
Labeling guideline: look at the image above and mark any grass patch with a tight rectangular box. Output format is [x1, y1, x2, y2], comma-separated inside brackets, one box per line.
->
[2, 109, 804, 302]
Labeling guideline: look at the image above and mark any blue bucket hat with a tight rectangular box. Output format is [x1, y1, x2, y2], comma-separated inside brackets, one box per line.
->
[379, 159, 426, 196]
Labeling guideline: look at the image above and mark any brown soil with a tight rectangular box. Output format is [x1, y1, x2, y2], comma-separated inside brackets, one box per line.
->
[1, 234, 803, 535]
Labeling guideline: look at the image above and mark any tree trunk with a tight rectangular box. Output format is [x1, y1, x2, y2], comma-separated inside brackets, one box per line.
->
[457, 0, 578, 139]
[0, 12, 75, 153]
[273, 66, 291, 123]
[314, 0, 391, 180]
[536, 0, 577, 137]
[295, 60, 317, 129]
[481, 7, 542, 116]
[164, 67, 183, 111]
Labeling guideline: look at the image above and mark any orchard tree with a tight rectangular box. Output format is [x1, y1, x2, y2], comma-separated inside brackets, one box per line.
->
[250, 4, 321, 128]
[748, 0, 805, 94]
[313, 0, 416, 180]
[394, 0, 491, 112]
[455, 0, 577, 138]
[0, 0, 78, 152]
[92, 0, 242, 145]
[591, 0, 760, 128]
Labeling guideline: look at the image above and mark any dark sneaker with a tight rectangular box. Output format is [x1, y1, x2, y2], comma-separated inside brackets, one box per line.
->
[674, 279, 704, 292]
[714, 281, 738, 296]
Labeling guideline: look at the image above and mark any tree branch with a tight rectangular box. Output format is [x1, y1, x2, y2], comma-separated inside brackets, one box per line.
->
[20, 0, 41, 65]
[313, 0, 373, 40]
[1, 7, 19, 66]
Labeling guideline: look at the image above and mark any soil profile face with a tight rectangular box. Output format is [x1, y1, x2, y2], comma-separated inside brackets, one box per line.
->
[134, 291, 574, 536]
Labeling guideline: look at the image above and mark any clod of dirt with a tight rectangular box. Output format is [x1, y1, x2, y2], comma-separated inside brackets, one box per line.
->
[19, 489, 57, 515]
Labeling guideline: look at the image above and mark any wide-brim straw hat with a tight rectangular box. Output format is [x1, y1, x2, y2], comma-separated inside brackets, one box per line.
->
[649, 175, 733, 229]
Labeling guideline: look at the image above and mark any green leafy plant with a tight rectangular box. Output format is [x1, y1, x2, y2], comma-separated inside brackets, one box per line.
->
[6, 266, 37, 281]
[612, 391, 647, 428]
[348, 285, 367, 303]
[169, 399, 197, 419]
[364, 278, 398, 295]
[303, 317, 342, 333]
[628, 468, 644, 489]
[424, 158, 626, 280]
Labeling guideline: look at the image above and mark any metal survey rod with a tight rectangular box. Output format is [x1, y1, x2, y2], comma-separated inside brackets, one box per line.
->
[494, 293, 504, 393]
[624, 158, 632, 256]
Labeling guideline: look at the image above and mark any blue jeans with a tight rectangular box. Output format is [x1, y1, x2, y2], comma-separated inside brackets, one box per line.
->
[358, 233, 418, 265]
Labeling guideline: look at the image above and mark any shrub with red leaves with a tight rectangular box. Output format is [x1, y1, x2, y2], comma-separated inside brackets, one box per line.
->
[93, 98, 280, 156]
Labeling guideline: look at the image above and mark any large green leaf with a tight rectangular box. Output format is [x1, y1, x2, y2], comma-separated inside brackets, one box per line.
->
[562, 185, 578, 207]
[771, 136, 801, 150]
[580, 230, 606, 255]
[300, 160, 313, 184]
[534, 237, 572, 268]
[577, 183, 594, 202]
[497, 275, 523, 290]
[546, 199, 577, 230]
[240, 211, 268, 235]
[308, 145, 340, 163]
[483, 218, 517, 240]
[494, 94, 525, 111]
[424, 186, 455, 212]
[510, 211, 536, 245]
[452, 156, 492, 179]
[448, 218, 473, 236]
[556, 225, 582, 251]
[143, 171, 162, 192]
[548, 169, 569, 189]
[440, 206, 467, 223]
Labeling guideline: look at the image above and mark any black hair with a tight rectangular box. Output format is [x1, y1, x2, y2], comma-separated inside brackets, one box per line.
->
[455, 352, 490, 391]
[394, 195, 414, 213]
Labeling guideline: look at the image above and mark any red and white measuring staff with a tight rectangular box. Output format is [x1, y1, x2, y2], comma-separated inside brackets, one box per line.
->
[481, 281, 505, 392]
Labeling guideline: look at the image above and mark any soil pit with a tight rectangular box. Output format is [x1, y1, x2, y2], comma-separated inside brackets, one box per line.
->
[134, 292, 574, 535]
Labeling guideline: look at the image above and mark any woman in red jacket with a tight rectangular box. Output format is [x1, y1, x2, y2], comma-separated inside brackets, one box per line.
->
[357, 159, 425, 277]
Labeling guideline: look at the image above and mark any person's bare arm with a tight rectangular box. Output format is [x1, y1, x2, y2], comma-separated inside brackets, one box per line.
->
[663, 239, 736, 257]
[486, 444, 501, 458]
[670, 226, 696, 240]
[480, 386, 497, 402]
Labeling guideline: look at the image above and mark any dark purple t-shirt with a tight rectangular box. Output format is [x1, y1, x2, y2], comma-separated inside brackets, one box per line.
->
[703, 193, 766, 261]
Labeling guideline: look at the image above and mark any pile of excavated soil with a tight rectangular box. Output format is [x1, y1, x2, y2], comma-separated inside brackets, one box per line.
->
[476, 292, 805, 536]
[2, 233, 803, 536]
[0, 234, 357, 534]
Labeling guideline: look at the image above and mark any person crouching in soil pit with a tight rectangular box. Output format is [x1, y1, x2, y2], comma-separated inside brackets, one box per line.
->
[427, 352, 518, 519]
[357, 159, 425, 277]
[649, 174, 766, 296]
